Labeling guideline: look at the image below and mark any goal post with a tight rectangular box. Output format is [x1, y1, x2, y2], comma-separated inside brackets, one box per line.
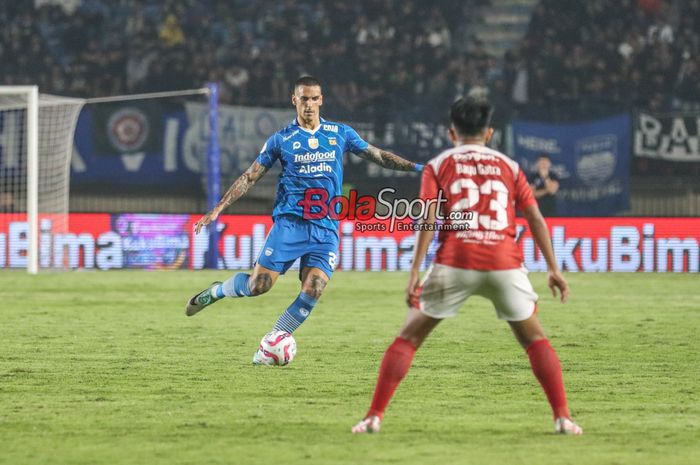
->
[0, 86, 85, 273]
[0, 87, 39, 273]
[1, 86, 222, 273]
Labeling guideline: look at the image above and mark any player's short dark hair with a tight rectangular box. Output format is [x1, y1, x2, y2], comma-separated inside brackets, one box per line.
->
[537, 153, 551, 161]
[449, 96, 493, 137]
[294, 75, 322, 91]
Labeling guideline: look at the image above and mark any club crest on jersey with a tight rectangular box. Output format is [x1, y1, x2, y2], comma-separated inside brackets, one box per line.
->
[329, 137, 337, 146]
[308, 137, 319, 149]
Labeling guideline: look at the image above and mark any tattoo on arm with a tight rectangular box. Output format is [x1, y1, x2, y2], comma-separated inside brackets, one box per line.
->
[217, 161, 268, 210]
[356, 144, 417, 171]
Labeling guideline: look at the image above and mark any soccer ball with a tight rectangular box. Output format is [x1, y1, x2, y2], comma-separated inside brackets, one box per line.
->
[257, 331, 297, 366]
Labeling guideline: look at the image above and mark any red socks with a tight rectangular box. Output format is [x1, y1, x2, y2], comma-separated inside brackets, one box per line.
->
[526, 338, 571, 419]
[366, 337, 417, 419]
[365, 337, 570, 421]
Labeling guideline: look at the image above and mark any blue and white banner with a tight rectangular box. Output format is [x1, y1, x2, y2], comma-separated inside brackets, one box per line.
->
[71, 103, 294, 190]
[513, 114, 631, 216]
[70, 102, 510, 196]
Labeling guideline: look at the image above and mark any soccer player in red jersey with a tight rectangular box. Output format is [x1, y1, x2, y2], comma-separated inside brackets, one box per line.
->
[352, 96, 582, 435]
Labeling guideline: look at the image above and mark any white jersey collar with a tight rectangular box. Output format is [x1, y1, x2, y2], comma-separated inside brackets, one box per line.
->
[294, 117, 325, 134]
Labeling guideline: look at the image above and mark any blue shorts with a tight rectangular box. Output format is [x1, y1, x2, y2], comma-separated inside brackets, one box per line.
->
[256, 215, 339, 279]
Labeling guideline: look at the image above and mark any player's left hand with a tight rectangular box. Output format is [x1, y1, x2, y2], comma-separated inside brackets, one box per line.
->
[405, 269, 421, 308]
[547, 270, 569, 303]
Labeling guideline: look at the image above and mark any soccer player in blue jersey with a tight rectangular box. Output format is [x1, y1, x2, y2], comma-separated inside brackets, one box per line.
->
[185, 76, 423, 364]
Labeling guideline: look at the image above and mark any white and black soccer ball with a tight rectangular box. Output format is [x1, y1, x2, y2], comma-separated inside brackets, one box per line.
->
[257, 331, 297, 366]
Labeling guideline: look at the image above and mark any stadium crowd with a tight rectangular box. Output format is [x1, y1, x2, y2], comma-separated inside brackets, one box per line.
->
[0, 0, 490, 119]
[511, 0, 700, 119]
[0, 0, 699, 120]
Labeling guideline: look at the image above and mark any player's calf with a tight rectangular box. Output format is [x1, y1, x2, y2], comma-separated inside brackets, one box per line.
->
[216, 272, 273, 298]
[249, 272, 274, 295]
[271, 291, 318, 334]
[301, 274, 327, 300]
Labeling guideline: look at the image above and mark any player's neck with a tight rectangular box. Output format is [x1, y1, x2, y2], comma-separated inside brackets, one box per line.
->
[455, 138, 486, 146]
[297, 117, 321, 131]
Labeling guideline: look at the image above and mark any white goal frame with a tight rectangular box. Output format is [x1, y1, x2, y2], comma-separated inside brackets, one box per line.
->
[0, 86, 39, 273]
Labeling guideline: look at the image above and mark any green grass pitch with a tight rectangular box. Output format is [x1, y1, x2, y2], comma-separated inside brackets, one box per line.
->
[1, 270, 698, 465]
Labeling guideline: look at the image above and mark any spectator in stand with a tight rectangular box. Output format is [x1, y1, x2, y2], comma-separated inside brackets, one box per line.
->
[528, 154, 560, 217]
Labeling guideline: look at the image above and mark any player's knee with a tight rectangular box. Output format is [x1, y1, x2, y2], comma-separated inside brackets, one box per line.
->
[398, 331, 425, 349]
[302, 275, 327, 300]
[250, 273, 273, 295]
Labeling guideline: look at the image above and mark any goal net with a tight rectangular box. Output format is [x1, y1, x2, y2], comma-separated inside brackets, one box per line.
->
[0, 87, 84, 273]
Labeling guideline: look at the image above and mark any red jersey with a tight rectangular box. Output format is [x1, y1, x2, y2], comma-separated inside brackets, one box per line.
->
[420, 144, 536, 270]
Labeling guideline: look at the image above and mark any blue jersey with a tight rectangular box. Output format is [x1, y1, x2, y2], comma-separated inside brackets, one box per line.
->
[255, 117, 369, 232]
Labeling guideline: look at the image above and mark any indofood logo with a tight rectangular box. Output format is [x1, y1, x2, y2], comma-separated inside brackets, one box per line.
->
[294, 151, 335, 164]
[107, 107, 149, 152]
[575, 135, 617, 186]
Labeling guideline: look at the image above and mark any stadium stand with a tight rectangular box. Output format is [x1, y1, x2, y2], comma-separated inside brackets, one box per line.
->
[0, 0, 490, 120]
[3, 1, 698, 117]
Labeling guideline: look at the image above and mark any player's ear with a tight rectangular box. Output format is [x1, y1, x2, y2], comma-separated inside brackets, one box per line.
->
[448, 126, 457, 145]
[291, 93, 297, 106]
[484, 127, 495, 144]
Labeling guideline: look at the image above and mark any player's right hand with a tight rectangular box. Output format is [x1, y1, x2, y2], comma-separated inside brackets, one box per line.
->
[547, 270, 569, 303]
[193, 210, 220, 235]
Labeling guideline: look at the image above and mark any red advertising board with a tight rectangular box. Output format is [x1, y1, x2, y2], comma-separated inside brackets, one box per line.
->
[1, 214, 698, 272]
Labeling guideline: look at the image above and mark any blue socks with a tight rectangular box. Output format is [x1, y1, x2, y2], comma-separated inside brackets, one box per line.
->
[272, 291, 318, 334]
[213, 275, 317, 334]
[218, 273, 253, 298]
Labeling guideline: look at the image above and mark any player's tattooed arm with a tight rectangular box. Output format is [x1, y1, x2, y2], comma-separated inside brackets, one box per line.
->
[194, 161, 268, 234]
[217, 161, 268, 209]
[355, 144, 419, 171]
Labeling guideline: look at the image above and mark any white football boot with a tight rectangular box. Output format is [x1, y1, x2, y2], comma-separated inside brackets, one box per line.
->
[251, 346, 274, 365]
[185, 282, 222, 316]
[554, 417, 583, 435]
[351, 416, 381, 434]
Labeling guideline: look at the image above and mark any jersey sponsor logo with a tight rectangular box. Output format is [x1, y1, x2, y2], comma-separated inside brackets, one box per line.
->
[292, 141, 301, 150]
[264, 247, 273, 256]
[308, 137, 319, 149]
[282, 130, 299, 141]
[299, 162, 332, 174]
[322, 124, 339, 133]
[329, 137, 337, 145]
[294, 151, 335, 164]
